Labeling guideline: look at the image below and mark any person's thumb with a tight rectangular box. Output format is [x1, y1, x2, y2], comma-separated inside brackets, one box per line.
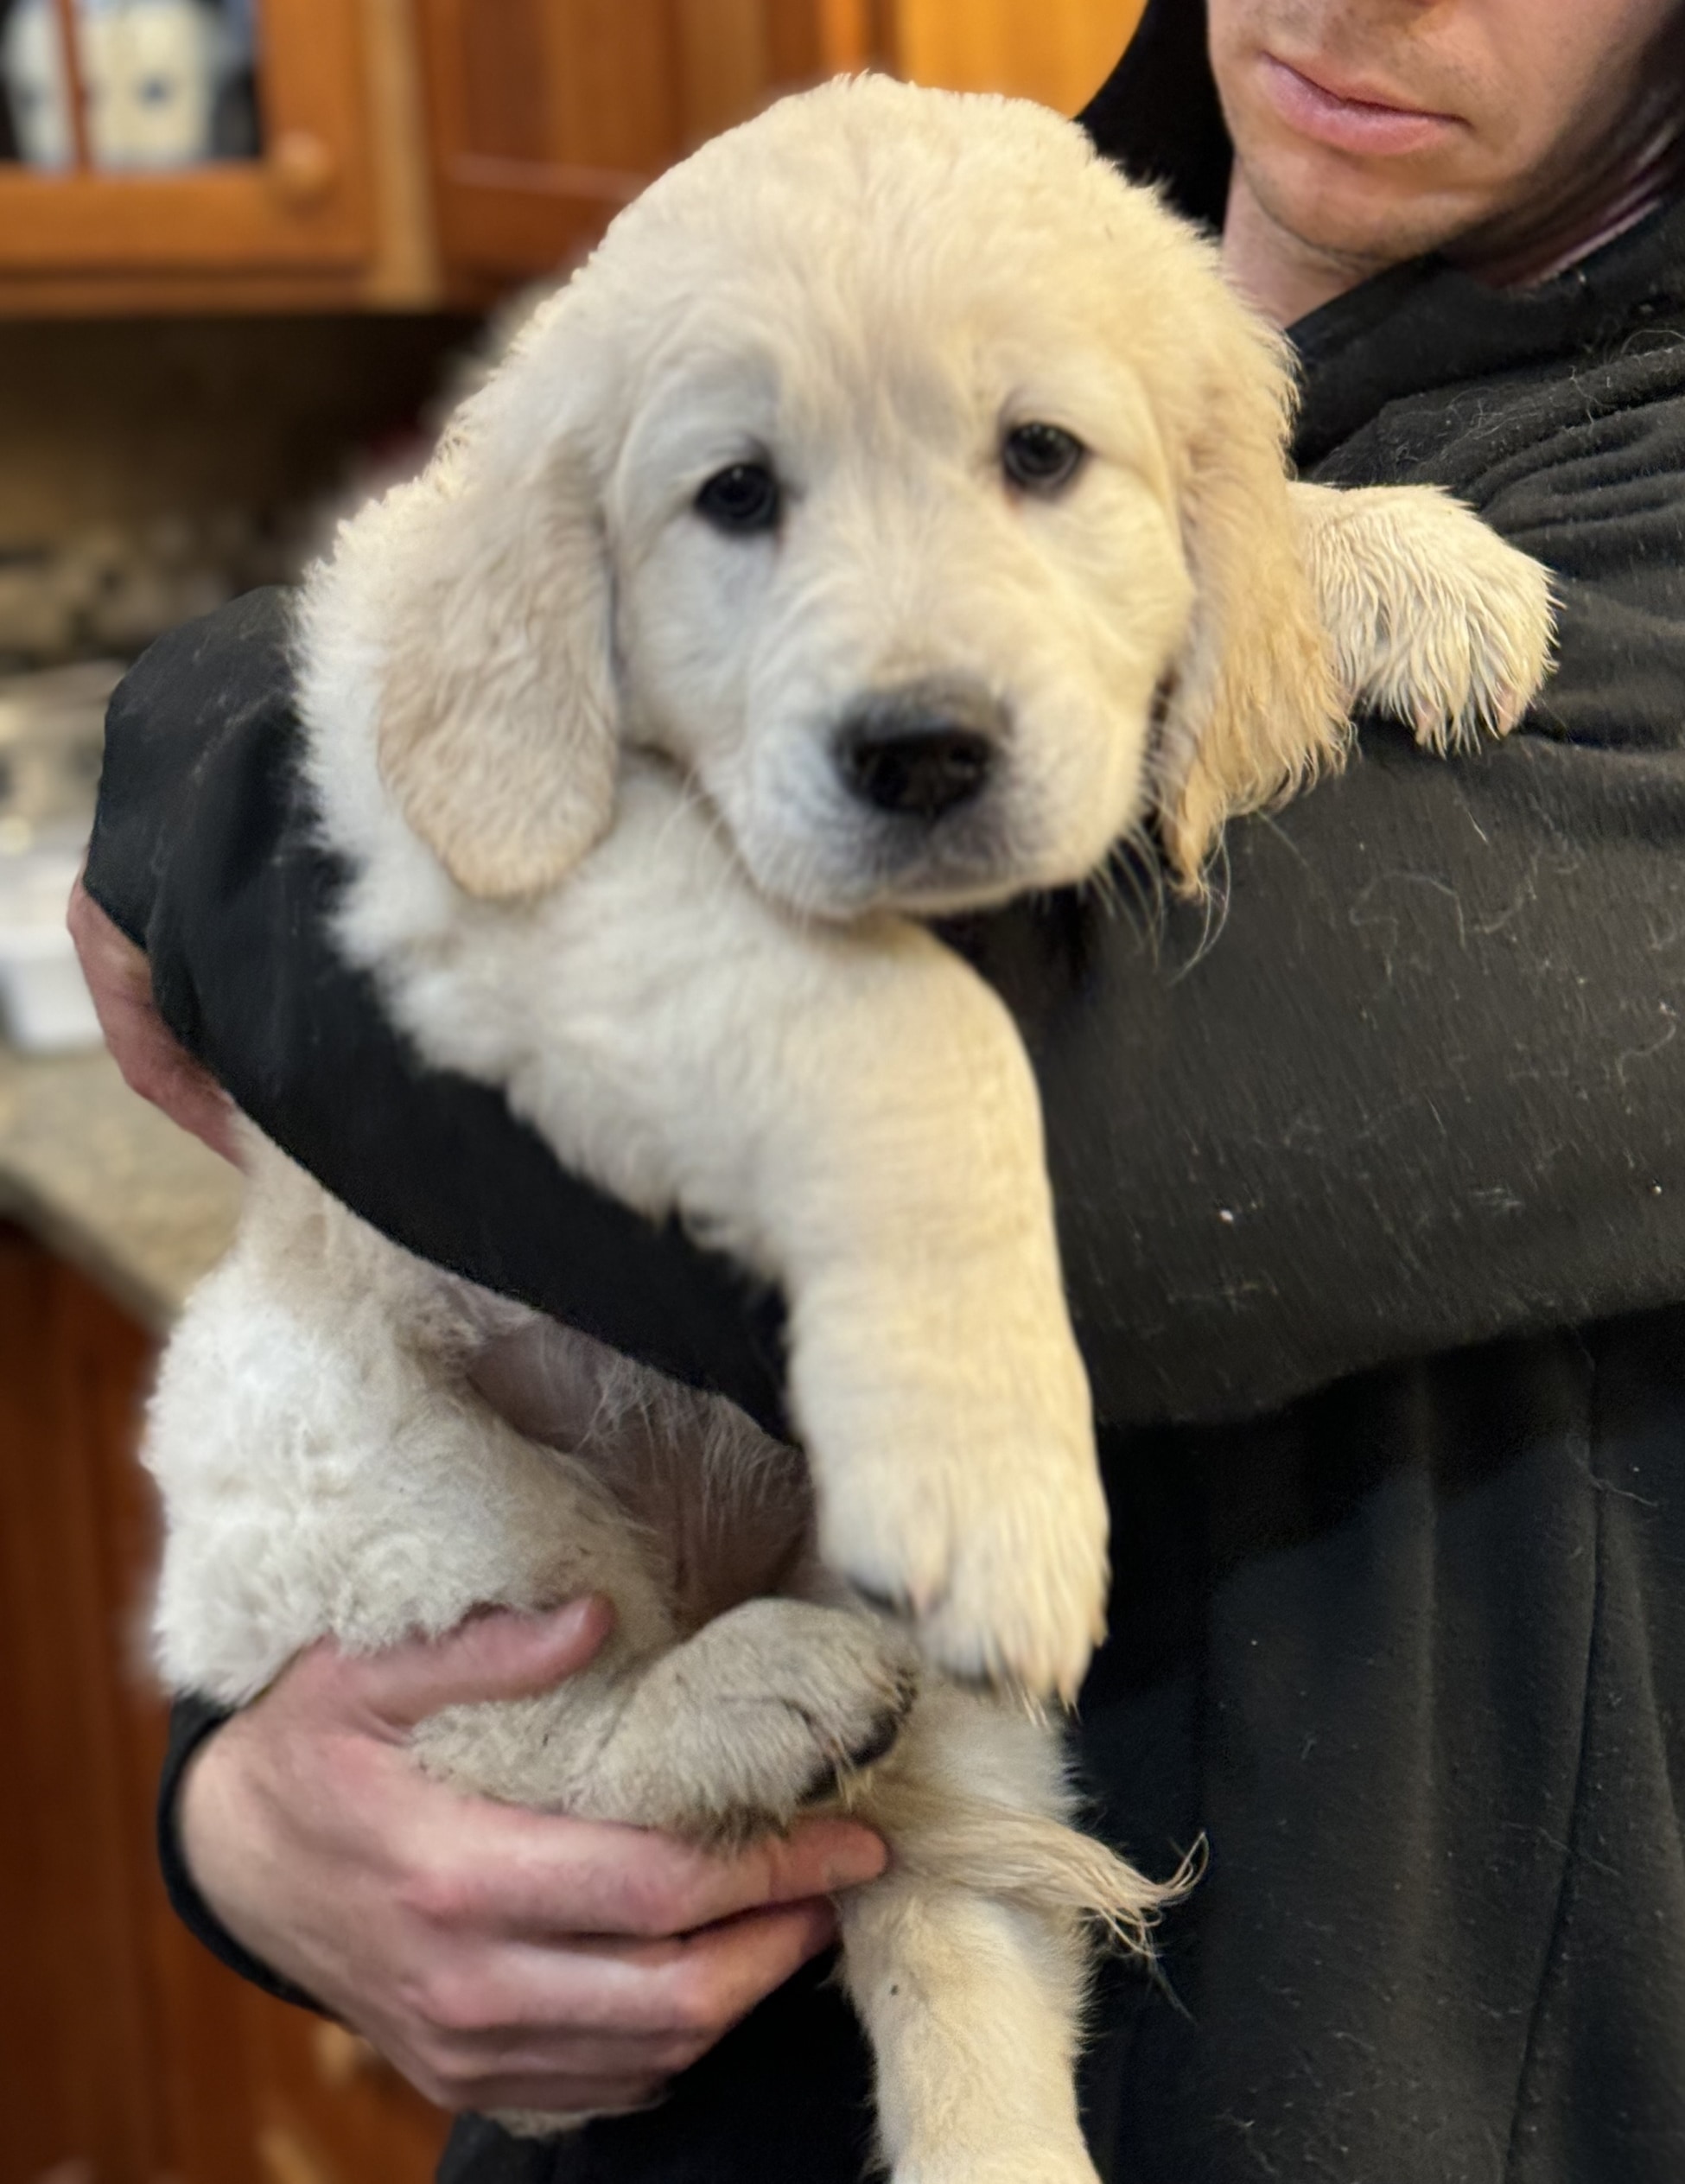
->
[331, 1595, 616, 1733]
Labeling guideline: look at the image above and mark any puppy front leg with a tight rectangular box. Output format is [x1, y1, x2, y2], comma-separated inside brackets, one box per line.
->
[779, 1008, 1108, 1703]
[1289, 479, 1555, 746]
[427, 767, 1109, 1700]
[762, 921, 1106, 1699]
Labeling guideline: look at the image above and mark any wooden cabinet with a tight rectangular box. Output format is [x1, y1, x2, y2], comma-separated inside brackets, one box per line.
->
[0, 0, 372, 277]
[409, 0, 1146, 290]
[0, 0, 1147, 315]
[0, 1224, 449, 2184]
[891, 0, 1145, 111]
[0, 0, 861, 312]
[411, 0, 849, 285]
[0, 0, 410, 313]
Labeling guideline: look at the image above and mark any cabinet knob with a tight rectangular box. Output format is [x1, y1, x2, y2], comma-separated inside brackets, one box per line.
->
[269, 131, 338, 208]
[258, 2123, 336, 2184]
[311, 2020, 379, 2089]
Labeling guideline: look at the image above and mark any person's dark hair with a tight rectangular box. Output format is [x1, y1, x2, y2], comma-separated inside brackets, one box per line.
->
[1079, 0, 1230, 229]
[1637, 3, 1685, 193]
[1483, 0, 1685, 281]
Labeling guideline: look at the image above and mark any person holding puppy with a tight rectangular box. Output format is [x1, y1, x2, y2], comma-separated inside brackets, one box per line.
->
[71, 1, 1685, 2179]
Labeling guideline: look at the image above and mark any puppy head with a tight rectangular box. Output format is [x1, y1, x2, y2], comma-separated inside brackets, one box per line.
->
[350, 76, 1342, 913]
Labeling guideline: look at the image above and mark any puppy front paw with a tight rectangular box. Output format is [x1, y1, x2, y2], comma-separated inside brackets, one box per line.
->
[1296, 481, 1556, 751]
[791, 1294, 1108, 1703]
[1387, 498, 1556, 750]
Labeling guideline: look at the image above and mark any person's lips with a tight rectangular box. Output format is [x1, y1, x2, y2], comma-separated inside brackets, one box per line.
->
[1258, 53, 1461, 156]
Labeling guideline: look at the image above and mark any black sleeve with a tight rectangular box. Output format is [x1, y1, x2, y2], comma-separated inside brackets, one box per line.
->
[86, 588, 792, 1441]
[86, 588, 1685, 1436]
[1008, 339, 1685, 1423]
[156, 1694, 321, 2011]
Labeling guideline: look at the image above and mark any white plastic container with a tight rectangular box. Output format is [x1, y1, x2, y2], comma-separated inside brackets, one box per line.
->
[0, 845, 102, 1053]
[0, 661, 122, 1054]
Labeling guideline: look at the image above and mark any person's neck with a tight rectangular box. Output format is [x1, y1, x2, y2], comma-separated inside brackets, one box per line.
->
[1219, 169, 1389, 328]
[1222, 115, 1685, 333]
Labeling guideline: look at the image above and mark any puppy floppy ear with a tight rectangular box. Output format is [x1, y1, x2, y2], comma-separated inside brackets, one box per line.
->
[1153, 312, 1345, 893]
[372, 334, 620, 901]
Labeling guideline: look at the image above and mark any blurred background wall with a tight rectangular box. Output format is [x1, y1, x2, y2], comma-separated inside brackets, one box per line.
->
[0, 6, 1145, 2181]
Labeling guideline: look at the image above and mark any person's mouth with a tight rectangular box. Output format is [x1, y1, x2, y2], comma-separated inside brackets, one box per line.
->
[1258, 53, 1462, 156]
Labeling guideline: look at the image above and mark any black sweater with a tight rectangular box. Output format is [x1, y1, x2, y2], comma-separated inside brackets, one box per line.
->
[87, 5, 1685, 2177]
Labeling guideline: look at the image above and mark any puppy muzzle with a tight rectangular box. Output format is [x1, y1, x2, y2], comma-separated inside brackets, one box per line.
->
[833, 680, 1009, 823]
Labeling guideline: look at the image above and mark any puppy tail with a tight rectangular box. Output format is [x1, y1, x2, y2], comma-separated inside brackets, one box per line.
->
[858, 1779, 1199, 1957]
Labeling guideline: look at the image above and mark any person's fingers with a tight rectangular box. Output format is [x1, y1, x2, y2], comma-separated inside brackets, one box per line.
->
[557, 1816, 888, 1935]
[67, 871, 243, 1164]
[320, 1598, 618, 1732]
[537, 1897, 843, 2037]
[223, 1612, 884, 1925]
[398, 1899, 840, 2069]
[66, 869, 146, 990]
[427, 2022, 694, 2079]
[410, 1805, 889, 1944]
[120, 1025, 242, 1162]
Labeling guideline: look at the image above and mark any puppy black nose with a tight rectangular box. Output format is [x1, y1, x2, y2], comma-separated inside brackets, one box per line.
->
[835, 684, 1006, 820]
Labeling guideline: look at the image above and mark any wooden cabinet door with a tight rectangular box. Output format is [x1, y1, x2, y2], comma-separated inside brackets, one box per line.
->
[414, 0, 1146, 293]
[888, 0, 1145, 112]
[0, 0, 376, 276]
[0, 1226, 449, 2184]
[413, 0, 849, 286]
[0, 1224, 171, 2184]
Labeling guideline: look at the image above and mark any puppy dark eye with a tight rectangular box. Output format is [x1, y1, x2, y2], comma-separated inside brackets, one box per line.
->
[696, 462, 781, 534]
[1001, 423, 1086, 494]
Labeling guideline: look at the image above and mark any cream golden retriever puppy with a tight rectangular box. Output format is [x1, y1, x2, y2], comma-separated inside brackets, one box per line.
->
[143, 76, 1554, 2181]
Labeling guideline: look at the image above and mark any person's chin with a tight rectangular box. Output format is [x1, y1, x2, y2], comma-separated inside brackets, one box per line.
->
[1246, 133, 1473, 270]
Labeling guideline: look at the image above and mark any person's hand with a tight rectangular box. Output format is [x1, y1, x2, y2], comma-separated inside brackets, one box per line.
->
[66, 869, 240, 1164]
[180, 1598, 889, 2117]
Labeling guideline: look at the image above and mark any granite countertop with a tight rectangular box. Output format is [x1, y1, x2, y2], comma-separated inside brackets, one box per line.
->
[0, 1041, 241, 1330]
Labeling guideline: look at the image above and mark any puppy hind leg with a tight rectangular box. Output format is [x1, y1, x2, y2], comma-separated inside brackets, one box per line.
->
[839, 1875, 1101, 2184]
[834, 1684, 1182, 2183]
[416, 1596, 921, 1844]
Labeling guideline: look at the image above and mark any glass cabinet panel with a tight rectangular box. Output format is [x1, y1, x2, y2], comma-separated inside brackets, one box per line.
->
[0, 0, 262, 169]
